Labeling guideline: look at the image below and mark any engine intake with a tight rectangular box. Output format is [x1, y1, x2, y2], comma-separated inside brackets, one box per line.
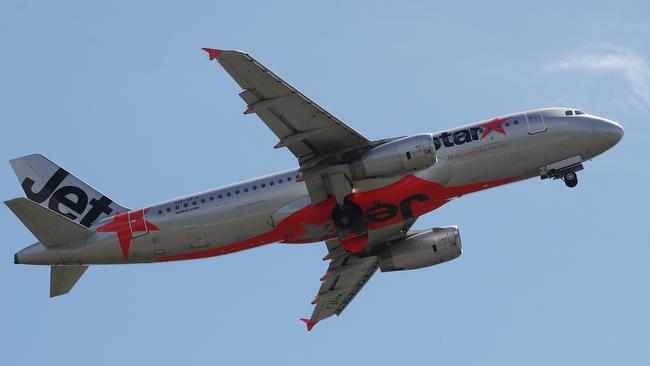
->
[351, 134, 436, 179]
[377, 226, 462, 272]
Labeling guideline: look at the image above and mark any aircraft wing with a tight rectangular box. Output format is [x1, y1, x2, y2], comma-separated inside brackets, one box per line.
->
[301, 238, 379, 331]
[203, 49, 370, 162]
[301, 218, 417, 330]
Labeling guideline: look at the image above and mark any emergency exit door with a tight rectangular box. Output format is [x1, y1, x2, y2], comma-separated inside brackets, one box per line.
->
[524, 111, 547, 134]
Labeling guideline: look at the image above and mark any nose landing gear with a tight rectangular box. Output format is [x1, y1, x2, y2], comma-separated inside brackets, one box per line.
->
[563, 171, 578, 188]
[539, 156, 583, 189]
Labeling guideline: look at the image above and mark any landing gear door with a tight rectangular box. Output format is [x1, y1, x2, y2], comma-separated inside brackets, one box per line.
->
[524, 111, 547, 134]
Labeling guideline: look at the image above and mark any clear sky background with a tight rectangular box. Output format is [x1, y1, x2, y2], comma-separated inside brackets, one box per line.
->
[1, 1, 649, 365]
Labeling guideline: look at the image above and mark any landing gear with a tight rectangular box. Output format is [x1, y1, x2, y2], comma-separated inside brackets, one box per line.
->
[539, 156, 583, 189]
[563, 171, 578, 188]
[331, 199, 366, 239]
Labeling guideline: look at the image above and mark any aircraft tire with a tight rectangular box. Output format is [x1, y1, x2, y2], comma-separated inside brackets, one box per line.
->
[564, 172, 578, 188]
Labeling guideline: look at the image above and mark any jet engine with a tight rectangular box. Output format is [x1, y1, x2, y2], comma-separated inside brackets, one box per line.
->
[377, 226, 462, 272]
[350, 134, 436, 179]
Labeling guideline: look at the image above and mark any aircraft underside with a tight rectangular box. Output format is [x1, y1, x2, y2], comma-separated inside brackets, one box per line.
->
[6, 48, 623, 330]
[157, 174, 519, 262]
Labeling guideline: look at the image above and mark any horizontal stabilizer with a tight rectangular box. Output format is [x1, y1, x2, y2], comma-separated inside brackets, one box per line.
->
[5, 197, 92, 247]
[51, 265, 88, 297]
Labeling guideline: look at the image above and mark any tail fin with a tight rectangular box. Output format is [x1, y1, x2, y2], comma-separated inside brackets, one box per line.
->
[5, 197, 92, 247]
[10, 154, 128, 228]
[50, 265, 88, 297]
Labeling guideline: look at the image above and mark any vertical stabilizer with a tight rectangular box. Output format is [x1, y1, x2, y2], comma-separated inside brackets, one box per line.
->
[9, 154, 129, 228]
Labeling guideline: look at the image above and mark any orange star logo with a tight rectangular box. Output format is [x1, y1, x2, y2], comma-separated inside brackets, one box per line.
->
[97, 209, 159, 261]
[479, 117, 509, 139]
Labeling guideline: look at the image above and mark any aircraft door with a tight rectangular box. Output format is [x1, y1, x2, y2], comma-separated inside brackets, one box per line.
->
[525, 111, 547, 134]
[130, 209, 150, 239]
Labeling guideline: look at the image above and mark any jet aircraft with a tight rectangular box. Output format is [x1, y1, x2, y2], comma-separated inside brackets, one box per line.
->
[7, 48, 623, 330]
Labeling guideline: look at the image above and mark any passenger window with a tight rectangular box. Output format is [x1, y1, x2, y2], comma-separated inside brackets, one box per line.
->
[261, 183, 266, 188]
[166, 207, 171, 212]
[279, 179, 283, 183]
[253, 185, 257, 190]
[218, 194, 222, 199]
[158, 210, 162, 215]
[287, 177, 292, 181]
[227, 192, 231, 197]
[270, 181, 274, 186]
[244, 188, 248, 192]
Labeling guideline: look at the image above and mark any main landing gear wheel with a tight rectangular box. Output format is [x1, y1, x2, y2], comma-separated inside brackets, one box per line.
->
[563, 171, 578, 188]
[331, 200, 366, 238]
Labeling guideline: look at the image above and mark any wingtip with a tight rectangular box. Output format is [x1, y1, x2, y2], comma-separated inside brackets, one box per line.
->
[300, 318, 318, 331]
[202, 48, 223, 60]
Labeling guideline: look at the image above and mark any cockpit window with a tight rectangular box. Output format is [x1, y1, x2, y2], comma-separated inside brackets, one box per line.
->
[565, 110, 574, 116]
[574, 110, 585, 115]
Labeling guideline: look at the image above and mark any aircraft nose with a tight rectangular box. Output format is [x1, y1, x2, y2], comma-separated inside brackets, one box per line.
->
[599, 118, 624, 146]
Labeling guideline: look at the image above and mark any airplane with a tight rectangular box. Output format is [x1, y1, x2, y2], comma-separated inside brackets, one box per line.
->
[6, 48, 623, 331]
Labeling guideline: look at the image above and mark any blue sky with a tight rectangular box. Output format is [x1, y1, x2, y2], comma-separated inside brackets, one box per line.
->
[1, 1, 649, 364]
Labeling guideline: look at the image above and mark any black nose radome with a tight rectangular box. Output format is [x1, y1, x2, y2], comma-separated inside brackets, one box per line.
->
[14, 254, 19, 264]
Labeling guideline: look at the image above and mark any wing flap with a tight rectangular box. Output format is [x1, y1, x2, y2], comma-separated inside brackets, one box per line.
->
[304, 239, 379, 327]
[310, 258, 378, 323]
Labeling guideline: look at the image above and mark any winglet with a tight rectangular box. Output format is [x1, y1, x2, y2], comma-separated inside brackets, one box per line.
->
[202, 48, 223, 60]
[300, 318, 318, 331]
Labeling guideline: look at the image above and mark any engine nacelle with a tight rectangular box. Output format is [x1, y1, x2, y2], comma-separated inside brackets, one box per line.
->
[350, 134, 436, 179]
[377, 226, 462, 272]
